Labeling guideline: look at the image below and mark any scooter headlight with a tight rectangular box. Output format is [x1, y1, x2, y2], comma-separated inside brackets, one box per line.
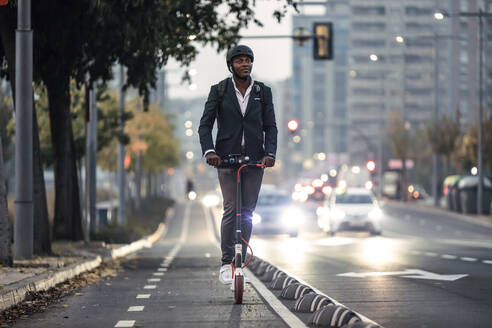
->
[252, 212, 262, 225]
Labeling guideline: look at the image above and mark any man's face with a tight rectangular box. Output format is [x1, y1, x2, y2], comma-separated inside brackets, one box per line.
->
[231, 55, 252, 78]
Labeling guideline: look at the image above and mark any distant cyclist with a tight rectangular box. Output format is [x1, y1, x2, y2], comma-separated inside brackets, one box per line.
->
[198, 45, 277, 284]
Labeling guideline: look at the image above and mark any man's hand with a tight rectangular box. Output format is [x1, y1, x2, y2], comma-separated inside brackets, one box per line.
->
[205, 152, 222, 168]
[262, 156, 275, 168]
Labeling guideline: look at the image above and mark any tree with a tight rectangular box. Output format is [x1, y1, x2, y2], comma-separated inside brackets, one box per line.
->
[455, 116, 492, 174]
[1, 0, 295, 240]
[387, 111, 413, 201]
[426, 113, 462, 176]
[123, 99, 179, 206]
[0, 9, 51, 253]
[0, 135, 12, 265]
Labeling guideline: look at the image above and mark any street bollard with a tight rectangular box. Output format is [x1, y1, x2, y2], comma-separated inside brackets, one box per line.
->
[270, 276, 298, 290]
[341, 322, 382, 328]
[280, 283, 313, 300]
[294, 293, 333, 313]
[309, 305, 360, 328]
[260, 269, 285, 282]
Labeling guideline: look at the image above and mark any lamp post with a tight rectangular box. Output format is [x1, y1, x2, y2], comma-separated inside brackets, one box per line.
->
[14, 0, 33, 259]
[435, 9, 492, 215]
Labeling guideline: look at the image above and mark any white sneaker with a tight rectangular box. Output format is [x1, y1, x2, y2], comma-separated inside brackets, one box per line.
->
[219, 264, 233, 284]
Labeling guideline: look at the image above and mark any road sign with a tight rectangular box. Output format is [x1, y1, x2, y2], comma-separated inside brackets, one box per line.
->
[337, 268, 468, 281]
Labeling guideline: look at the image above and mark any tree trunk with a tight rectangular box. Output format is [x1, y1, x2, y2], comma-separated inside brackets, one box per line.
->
[46, 77, 83, 241]
[32, 106, 51, 253]
[0, 7, 51, 254]
[135, 152, 142, 212]
[146, 172, 152, 200]
[401, 157, 407, 202]
[0, 136, 13, 266]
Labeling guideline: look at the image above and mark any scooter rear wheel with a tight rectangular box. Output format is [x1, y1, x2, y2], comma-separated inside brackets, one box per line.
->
[234, 275, 244, 304]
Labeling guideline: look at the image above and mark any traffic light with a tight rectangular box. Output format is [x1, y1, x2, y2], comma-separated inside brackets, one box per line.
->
[313, 22, 333, 60]
[287, 119, 299, 134]
[366, 160, 376, 173]
[0, 0, 8, 5]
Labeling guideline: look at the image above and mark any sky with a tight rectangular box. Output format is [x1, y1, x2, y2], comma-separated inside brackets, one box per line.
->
[166, 1, 298, 99]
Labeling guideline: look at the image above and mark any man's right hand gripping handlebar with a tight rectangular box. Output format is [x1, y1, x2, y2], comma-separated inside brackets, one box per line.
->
[205, 151, 222, 168]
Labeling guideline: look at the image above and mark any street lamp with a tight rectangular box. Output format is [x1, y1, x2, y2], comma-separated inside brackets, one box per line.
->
[395, 36, 405, 43]
[434, 8, 492, 215]
[369, 54, 379, 62]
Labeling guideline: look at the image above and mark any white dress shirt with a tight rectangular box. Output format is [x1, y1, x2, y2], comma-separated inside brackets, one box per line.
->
[204, 77, 254, 156]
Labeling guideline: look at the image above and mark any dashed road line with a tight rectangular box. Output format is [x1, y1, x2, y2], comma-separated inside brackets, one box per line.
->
[143, 285, 156, 289]
[410, 250, 421, 255]
[483, 260, 492, 264]
[460, 257, 477, 262]
[128, 306, 145, 312]
[441, 254, 457, 260]
[147, 278, 161, 282]
[114, 320, 135, 328]
[424, 252, 438, 257]
[157, 268, 168, 272]
[136, 294, 151, 299]
[153, 272, 164, 276]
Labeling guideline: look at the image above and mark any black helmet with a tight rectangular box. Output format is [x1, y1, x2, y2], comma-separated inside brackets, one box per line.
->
[226, 45, 254, 67]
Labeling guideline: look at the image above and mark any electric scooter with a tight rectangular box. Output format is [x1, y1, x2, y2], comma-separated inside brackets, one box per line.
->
[222, 154, 264, 304]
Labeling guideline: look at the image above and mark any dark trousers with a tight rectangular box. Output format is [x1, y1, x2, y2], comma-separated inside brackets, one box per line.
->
[217, 166, 263, 265]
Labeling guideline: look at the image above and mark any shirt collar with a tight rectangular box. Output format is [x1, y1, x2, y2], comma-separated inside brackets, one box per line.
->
[231, 76, 254, 95]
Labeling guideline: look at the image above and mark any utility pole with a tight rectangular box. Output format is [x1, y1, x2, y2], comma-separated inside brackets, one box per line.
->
[432, 32, 440, 207]
[477, 9, 484, 216]
[118, 65, 127, 225]
[84, 83, 97, 243]
[14, 0, 33, 260]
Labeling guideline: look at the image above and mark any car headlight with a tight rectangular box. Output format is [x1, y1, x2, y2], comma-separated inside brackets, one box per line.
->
[252, 212, 262, 225]
[332, 208, 346, 221]
[368, 208, 383, 220]
[281, 207, 304, 227]
[202, 194, 220, 207]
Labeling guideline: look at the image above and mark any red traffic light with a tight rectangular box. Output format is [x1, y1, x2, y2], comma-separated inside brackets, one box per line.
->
[288, 119, 299, 132]
[366, 160, 376, 172]
[0, 0, 8, 6]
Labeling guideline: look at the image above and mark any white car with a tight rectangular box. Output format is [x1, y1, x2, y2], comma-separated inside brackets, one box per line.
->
[317, 188, 382, 236]
[252, 191, 305, 237]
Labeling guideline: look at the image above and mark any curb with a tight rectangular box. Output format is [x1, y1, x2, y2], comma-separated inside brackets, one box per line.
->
[386, 200, 492, 229]
[0, 219, 168, 312]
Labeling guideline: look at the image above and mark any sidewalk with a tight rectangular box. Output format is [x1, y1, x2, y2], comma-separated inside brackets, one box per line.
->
[386, 198, 492, 228]
[0, 221, 167, 313]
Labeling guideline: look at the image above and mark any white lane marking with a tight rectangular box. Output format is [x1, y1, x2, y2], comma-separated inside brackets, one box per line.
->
[144, 285, 156, 289]
[153, 272, 164, 276]
[115, 321, 135, 328]
[461, 257, 477, 262]
[338, 269, 468, 281]
[483, 260, 492, 264]
[202, 204, 308, 328]
[147, 278, 161, 282]
[245, 268, 308, 328]
[158, 268, 168, 272]
[424, 252, 438, 257]
[410, 250, 421, 255]
[136, 294, 151, 299]
[441, 254, 457, 260]
[128, 306, 144, 312]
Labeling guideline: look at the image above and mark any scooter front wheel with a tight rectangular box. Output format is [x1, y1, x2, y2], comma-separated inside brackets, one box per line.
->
[234, 275, 244, 304]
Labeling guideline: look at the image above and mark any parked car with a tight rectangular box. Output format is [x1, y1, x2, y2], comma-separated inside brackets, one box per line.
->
[252, 190, 306, 237]
[317, 188, 382, 236]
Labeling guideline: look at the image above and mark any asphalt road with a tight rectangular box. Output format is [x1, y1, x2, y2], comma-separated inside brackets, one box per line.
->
[250, 201, 492, 328]
[11, 200, 492, 328]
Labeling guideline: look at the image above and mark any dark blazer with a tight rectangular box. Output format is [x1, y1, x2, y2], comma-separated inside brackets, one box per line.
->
[198, 78, 277, 163]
